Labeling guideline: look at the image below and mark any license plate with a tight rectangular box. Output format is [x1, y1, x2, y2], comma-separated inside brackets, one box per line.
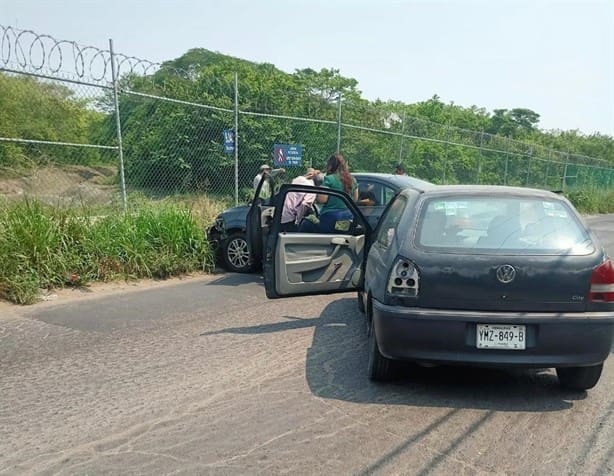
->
[476, 324, 526, 350]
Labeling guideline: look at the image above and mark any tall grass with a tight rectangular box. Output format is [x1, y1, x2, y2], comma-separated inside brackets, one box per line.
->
[1, 188, 611, 305]
[565, 188, 614, 214]
[0, 200, 214, 304]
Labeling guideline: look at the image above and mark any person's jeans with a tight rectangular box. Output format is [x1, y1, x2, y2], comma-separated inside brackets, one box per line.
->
[280, 222, 298, 233]
[319, 209, 353, 233]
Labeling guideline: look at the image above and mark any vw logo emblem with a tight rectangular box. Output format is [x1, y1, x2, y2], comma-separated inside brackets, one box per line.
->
[496, 264, 516, 284]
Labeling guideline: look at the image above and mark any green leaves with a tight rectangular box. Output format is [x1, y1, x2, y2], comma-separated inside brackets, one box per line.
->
[0, 73, 107, 168]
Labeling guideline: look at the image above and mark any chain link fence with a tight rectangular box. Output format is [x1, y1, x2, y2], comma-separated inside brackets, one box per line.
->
[1, 25, 612, 214]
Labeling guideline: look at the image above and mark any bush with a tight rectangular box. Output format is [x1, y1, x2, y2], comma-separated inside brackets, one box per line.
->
[566, 189, 614, 214]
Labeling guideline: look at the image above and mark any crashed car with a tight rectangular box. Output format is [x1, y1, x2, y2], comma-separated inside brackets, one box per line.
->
[207, 172, 432, 272]
[256, 182, 614, 390]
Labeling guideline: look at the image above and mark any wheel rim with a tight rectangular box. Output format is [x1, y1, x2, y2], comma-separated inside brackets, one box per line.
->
[227, 237, 250, 269]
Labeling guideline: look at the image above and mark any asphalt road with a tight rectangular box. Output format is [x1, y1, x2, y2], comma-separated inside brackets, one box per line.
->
[1, 216, 613, 475]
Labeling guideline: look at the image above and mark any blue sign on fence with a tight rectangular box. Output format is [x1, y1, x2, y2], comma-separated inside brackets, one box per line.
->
[273, 144, 303, 167]
[223, 129, 235, 154]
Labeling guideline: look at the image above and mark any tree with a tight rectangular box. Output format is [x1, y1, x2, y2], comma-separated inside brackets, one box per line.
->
[0, 73, 106, 167]
[486, 108, 540, 139]
[90, 48, 614, 196]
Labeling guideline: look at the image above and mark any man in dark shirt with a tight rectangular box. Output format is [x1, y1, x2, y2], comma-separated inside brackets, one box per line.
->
[394, 163, 407, 175]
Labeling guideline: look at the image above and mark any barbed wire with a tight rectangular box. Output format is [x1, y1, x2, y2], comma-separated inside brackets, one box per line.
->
[0, 25, 188, 84]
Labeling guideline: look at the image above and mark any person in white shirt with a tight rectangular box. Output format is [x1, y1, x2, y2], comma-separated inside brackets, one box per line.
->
[253, 164, 285, 200]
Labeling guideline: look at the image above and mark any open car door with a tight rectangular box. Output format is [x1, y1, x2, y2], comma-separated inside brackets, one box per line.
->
[246, 173, 279, 270]
[262, 184, 372, 299]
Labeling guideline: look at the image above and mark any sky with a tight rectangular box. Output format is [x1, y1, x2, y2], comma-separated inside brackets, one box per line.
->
[1, 0, 613, 135]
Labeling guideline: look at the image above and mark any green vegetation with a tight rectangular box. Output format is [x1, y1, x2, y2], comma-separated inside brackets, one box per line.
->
[0, 74, 110, 170]
[2, 51, 613, 195]
[101, 49, 614, 195]
[0, 188, 610, 306]
[565, 188, 614, 215]
[1, 50, 613, 304]
[0, 200, 215, 304]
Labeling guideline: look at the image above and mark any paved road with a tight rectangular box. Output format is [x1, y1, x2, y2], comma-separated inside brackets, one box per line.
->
[1, 217, 613, 475]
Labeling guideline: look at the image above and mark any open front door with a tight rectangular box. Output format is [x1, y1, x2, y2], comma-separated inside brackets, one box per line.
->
[246, 174, 276, 269]
[263, 184, 372, 299]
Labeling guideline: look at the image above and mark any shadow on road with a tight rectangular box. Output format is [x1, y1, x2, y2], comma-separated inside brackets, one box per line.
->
[205, 272, 264, 288]
[203, 296, 588, 412]
[305, 298, 586, 412]
[201, 316, 319, 336]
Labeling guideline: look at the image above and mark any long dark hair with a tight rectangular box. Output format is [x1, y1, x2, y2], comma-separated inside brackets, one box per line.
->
[326, 153, 353, 194]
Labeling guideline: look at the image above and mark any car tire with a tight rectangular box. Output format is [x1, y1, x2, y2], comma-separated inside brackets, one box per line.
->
[556, 363, 603, 391]
[367, 320, 392, 381]
[221, 232, 254, 273]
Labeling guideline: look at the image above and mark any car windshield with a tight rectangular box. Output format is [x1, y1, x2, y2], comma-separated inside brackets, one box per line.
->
[416, 195, 593, 254]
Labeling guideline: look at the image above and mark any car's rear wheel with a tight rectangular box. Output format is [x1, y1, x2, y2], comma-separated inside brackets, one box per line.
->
[556, 363, 603, 390]
[222, 232, 254, 273]
[367, 320, 392, 381]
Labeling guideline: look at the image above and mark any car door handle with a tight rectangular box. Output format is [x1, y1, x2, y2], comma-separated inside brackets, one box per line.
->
[331, 237, 349, 246]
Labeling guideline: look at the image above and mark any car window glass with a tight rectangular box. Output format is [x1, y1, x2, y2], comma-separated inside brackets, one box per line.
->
[417, 196, 593, 254]
[356, 181, 397, 208]
[281, 188, 365, 235]
[382, 185, 398, 206]
[356, 181, 380, 207]
[375, 195, 407, 247]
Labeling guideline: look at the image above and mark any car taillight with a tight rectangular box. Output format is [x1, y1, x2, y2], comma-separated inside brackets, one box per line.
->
[589, 259, 614, 302]
[387, 257, 419, 297]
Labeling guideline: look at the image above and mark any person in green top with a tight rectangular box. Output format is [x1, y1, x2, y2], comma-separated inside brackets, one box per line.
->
[317, 153, 358, 233]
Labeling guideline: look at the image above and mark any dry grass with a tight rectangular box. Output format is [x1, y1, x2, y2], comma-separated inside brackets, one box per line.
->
[0, 164, 120, 207]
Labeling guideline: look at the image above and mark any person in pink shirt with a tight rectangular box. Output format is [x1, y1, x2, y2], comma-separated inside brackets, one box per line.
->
[280, 168, 321, 232]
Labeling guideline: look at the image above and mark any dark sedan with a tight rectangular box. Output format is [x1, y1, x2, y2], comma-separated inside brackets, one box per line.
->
[259, 183, 614, 390]
[207, 172, 432, 272]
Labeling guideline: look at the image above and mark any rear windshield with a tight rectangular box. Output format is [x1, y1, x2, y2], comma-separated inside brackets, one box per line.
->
[416, 196, 593, 254]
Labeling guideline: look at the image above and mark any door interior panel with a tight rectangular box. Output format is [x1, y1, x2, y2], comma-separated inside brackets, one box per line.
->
[275, 233, 364, 295]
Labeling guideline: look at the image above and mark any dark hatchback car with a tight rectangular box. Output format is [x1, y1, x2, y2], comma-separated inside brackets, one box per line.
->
[259, 183, 614, 390]
[207, 172, 432, 272]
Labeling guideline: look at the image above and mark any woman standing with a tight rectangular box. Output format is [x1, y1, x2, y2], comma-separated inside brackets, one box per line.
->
[317, 153, 358, 233]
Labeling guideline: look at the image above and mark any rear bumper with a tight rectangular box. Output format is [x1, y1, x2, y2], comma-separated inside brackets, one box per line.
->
[372, 300, 614, 368]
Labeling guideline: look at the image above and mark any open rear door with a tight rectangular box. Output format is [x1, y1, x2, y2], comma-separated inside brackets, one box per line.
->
[263, 184, 372, 299]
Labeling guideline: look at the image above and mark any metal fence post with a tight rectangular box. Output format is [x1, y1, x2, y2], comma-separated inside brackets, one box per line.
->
[476, 130, 484, 184]
[544, 148, 552, 188]
[504, 137, 510, 185]
[443, 122, 451, 184]
[562, 161, 569, 191]
[336, 93, 342, 153]
[109, 39, 127, 212]
[525, 147, 532, 186]
[234, 72, 239, 206]
[398, 111, 406, 163]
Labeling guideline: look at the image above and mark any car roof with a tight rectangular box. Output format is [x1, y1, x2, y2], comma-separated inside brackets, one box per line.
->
[416, 184, 565, 200]
[352, 172, 434, 191]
